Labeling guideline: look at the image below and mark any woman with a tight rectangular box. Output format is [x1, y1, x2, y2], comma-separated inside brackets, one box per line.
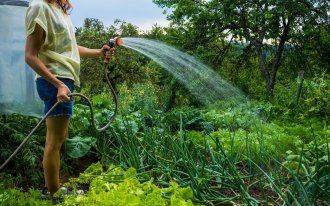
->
[25, 0, 113, 198]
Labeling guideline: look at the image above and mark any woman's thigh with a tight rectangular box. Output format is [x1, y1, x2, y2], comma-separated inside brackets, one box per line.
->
[45, 116, 70, 147]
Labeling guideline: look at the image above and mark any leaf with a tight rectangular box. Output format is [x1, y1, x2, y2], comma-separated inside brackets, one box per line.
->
[65, 136, 96, 158]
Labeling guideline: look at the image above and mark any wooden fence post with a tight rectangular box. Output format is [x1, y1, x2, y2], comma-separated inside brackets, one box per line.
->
[296, 70, 305, 105]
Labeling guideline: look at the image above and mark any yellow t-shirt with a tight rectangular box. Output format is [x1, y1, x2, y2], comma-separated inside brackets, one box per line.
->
[25, 0, 80, 86]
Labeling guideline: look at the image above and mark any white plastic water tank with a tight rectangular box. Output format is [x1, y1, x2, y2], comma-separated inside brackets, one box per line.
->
[0, 0, 42, 116]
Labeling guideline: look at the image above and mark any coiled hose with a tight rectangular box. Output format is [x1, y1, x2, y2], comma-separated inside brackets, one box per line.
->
[0, 63, 118, 171]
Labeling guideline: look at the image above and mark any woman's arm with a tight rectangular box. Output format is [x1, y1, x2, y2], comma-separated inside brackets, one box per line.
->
[78, 45, 114, 60]
[25, 24, 71, 102]
[78, 45, 102, 58]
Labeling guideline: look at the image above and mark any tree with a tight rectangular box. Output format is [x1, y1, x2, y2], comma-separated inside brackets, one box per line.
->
[153, 0, 329, 98]
[76, 18, 158, 94]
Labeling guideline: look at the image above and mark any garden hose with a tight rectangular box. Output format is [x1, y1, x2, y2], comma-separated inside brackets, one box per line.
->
[0, 38, 121, 171]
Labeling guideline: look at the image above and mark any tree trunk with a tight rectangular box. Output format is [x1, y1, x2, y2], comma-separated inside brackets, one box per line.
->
[268, 17, 292, 98]
[253, 16, 292, 99]
[252, 39, 272, 98]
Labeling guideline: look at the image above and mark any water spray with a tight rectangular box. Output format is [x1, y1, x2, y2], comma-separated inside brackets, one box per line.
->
[0, 37, 122, 171]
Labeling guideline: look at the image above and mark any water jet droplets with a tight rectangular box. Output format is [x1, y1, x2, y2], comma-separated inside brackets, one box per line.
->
[122, 38, 246, 105]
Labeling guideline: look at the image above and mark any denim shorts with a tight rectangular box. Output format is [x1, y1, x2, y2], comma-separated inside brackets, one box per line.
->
[36, 77, 75, 117]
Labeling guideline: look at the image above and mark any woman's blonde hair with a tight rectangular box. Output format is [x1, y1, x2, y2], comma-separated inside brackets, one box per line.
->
[48, 0, 72, 14]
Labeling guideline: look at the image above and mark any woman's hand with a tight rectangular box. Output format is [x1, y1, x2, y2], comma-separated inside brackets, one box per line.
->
[101, 45, 115, 64]
[57, 83, 71, 103]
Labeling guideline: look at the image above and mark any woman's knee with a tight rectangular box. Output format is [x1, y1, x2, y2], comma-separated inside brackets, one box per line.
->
[45, 116, 70, 149]
[45, 139, 64, 151]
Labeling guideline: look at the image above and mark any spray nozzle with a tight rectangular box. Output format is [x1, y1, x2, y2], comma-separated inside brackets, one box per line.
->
[108, 36, 123, 48]
[104, 37, 122, 64]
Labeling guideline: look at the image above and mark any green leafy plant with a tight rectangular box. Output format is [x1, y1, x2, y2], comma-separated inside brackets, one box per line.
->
[63, 163, 203, 206]
[65, 136, 96, 159]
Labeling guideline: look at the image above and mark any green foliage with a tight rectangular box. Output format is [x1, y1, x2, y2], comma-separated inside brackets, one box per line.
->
[0, 189, 52, 206]
[118, 83, 161, 114]
[153, 0, 330, 97]
[76, 18, 150, 95]
[303, 73, 330, 118]
[162, 107, 206, 132]
[2, 91, 329, 205]
[0, 163, 202, 206]
[65, 136, 96, 159]
[0, 115, 44, 188]
[63, 163, 202, 206]
[272, 72, 329, 120]
[2, 9, 329, 205]
[280, 138, 330, 204]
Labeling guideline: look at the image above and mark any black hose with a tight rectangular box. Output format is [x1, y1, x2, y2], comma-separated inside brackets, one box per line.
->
[0, 63, 118, 171]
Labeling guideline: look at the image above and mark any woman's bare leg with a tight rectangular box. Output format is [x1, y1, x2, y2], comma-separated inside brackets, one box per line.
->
[43, 116, 70, 196]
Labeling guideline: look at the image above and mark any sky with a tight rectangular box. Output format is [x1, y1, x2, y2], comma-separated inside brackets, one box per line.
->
[69, 0, 170, 31]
